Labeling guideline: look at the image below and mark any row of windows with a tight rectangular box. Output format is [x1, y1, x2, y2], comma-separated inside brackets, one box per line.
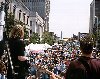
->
[18, 11, 29, 24]
[22, 0, 45, 2]
[31, 0, 45, 2]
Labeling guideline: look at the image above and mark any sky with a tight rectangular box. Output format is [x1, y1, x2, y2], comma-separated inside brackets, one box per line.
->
[49, 0, 93, 38]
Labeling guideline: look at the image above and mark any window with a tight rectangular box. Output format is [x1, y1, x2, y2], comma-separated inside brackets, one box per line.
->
[19, 13, 21, 21]
[19, 10, 22, 21]
[13, 5, 16, 18]
[23, 13, 26, 23]
[41, 0, 45, 2]
[30, 21, 32, 26]
[27, 16, 29, 24]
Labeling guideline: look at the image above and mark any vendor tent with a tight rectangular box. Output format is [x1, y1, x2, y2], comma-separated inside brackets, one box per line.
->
[25, 43, 52, 54]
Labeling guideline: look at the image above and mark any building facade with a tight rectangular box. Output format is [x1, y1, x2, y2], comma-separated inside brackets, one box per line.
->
[89, 0, 95, 34]
[29, 12, 44, 40]
[89, 0, 100, 50]
[90, 0, 100, 34]
[21, 0, 50, 31]
[0, 0, 45, 39]
[0, 0, 31, 37]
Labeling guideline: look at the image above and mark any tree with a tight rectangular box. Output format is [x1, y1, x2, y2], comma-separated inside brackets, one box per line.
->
[91, 33, 96, 47]
[5, 12, 29, 39]
[30, 32, 40, 44]
[24, 27, 29, 39]
[41, 31, 55, 45]
[5, 13, 14, 39]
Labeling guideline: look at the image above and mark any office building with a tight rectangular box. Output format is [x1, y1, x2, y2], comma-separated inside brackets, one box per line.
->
[90, 0, 100, 50]
[21, 0, 50, 31]
[90, 0, 100, 34]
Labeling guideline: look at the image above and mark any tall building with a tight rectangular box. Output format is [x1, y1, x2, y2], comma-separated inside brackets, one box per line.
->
[90, 0, 100, 50]
[0, 0, 31, 37]
[21, 0, 50, 31]
[89, 0, 95, 34]
[90, 0, 100, 34]
[29, 12, 44, 40]
[61, 31, 62, 40]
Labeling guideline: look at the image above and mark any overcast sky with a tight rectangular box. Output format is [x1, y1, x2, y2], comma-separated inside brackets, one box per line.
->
[49, 0, 93, 38]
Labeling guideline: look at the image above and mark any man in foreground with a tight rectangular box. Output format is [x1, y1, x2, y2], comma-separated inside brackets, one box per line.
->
[50, 34, 100, 79]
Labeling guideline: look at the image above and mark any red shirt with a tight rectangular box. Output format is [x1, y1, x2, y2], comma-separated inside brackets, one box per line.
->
[66, 56, 100, 79]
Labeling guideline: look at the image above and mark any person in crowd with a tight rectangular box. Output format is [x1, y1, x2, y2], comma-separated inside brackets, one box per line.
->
[7, 24, 30, 79]
[50, 34, 100, 79]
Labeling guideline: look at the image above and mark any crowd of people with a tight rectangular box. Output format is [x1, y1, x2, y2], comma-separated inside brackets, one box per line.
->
[28, 44, 79, 77]
[26, 35, 100, 79]
[0, 24, 100, 79]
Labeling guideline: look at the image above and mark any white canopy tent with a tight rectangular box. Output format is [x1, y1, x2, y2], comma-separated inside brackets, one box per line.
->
[25, 43, 52, 54]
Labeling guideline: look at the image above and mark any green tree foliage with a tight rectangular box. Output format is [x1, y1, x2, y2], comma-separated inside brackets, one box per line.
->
[30, 32, 40, 44]
[5, 13, 14, 38]
[41, 31, 55, 45]
[24, 28, 29, 39]
[91, 33, 96, 47]
[6, 13, 28, 39]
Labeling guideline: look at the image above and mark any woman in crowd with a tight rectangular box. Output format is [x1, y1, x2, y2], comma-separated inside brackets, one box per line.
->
[7, 25, 29, 79]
